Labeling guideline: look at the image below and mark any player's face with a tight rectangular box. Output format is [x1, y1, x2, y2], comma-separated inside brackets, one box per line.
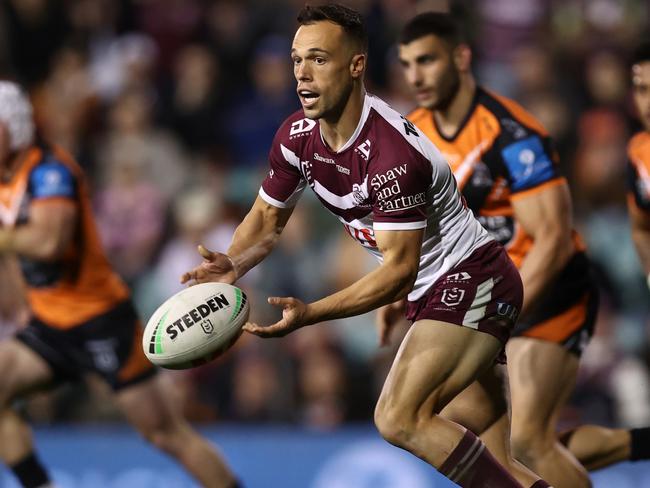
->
[399, 35, 460, 111]
[292, 21, 361, 120]
[633, 61, 650, 131]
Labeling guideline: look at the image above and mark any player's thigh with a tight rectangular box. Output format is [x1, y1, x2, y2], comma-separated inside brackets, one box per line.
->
[506, 336, 579, 427]
[440, 362, 509, 435]
[115, 375, 180, 434]
[378, 319, 503, 416]
[0, 338, 54, 404]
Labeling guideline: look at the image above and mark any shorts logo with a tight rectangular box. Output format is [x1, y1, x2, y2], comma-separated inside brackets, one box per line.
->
[496, 302, 518, 322]
[441, 288, 465, 307]
[446, 272, 471, 282]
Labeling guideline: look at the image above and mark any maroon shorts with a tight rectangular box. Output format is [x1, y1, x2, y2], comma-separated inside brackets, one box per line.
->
[405, 241, 523, 345]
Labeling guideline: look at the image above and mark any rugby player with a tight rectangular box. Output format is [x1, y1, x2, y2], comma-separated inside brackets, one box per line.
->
[183, 4, 548, 487]
[0, 81, 239, 488]
[395, 12, 650, 487]
[629, 41, 650, 291]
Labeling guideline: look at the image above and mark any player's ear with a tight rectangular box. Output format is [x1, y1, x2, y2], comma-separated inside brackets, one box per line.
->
[453, 44, 472, 73]
[350, 53, 366, 79]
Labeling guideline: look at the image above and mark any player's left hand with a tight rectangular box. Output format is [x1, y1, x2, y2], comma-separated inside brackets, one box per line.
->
[243, 297, 308, 338]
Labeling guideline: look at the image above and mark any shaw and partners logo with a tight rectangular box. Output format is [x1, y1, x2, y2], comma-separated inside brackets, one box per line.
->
[370, 163, 427, 212]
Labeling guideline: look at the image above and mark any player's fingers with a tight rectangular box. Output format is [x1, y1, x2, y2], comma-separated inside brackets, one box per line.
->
[379, 324, 391, 347]
[268, 296, 293, 307]
[180, 271, 195, 284]
[197, 244, 216, 261]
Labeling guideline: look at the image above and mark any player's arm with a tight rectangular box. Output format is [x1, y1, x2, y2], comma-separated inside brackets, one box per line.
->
[512, 181, 574, 316]
[181, 195, 294, 285]
[244, 228, 422, 337]
[0, 201, 76, 261]
[629, 197, 650, 277]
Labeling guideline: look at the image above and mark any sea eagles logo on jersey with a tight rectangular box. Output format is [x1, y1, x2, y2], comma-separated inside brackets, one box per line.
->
[290, 118, 316, 138]
[355, 139, 371, 160]
[352, 183, 368, 206]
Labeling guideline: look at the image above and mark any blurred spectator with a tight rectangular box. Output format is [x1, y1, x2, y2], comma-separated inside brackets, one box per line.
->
[226, 35, 298, 167]
[160, 44, 226, 155]
[94, 151, 166, 285]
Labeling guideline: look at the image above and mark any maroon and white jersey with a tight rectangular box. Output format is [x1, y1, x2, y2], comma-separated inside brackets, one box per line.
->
[260, 94, 492, 300]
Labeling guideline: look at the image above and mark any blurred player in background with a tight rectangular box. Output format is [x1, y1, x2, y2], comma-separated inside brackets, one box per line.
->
[629, 41, 650, 293]
[395, 12, 650, 488]
[184, 4, 549, 487]
[0, 81, 238, 488]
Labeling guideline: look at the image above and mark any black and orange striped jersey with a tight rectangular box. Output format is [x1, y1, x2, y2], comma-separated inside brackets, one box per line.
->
[408, 87, 585, 268]
[628, 131, 650, 212]
[0, 145, 129, 329]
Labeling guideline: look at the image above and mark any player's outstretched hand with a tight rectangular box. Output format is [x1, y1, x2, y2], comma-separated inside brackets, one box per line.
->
[376, 298, 406, 346]
[180, 245, 238, 285]
[243, 297, 307, 338]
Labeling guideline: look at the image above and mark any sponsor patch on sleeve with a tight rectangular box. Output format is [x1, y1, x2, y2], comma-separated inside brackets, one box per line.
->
[501, 135, 556, 192]
[31, 160, 75, 199]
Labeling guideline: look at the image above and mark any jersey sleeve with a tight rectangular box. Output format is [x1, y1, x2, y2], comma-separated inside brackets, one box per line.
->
[259, 127, 307, 208]
[29, 159, 76, 201]
[369, 156, 432, 231]
[496, 120, 561, 195]
[628, 156, 650, 212]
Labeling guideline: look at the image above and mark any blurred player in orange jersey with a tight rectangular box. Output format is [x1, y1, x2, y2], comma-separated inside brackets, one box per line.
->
[629, 41, 650, 292]
[388, 12, 650, 488]
[0, 81, 239, 488]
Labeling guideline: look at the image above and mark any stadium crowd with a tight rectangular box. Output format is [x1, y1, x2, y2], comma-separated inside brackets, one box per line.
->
[1, 0, 649, 432]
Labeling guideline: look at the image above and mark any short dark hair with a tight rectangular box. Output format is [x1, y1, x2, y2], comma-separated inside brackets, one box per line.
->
[297, 4, 368, 52]
[632, 40, 650, 66]
[399, 12, 464, 47]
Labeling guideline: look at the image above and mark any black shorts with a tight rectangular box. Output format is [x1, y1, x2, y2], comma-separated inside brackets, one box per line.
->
[16, 300, 156, 391]
[512, 252, 599, 356]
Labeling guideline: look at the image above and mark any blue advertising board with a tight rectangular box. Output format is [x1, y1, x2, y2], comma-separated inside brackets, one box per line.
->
[0, 425, 648, 487]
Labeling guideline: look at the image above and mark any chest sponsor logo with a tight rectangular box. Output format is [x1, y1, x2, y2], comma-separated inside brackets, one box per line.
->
[314, 152, 335, 164]
[370, 164, 427, 212]
[441, 288, 465, 307]
[355, 139, 371, 160]
[290, 118, 316, 138]
[501, 118, 527, 139]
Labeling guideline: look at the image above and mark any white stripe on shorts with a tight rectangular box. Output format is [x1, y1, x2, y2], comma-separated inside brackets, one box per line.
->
[462, 278, 494, 328]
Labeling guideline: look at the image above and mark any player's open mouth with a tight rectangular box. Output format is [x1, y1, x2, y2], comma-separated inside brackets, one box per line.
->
[298, 89, 320, 108]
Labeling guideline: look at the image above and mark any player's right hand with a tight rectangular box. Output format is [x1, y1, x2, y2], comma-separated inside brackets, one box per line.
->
[376, 298, 406, 347]
[180, 245, 239, 285]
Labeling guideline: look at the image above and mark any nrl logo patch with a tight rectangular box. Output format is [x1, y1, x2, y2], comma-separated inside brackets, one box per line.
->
[441, 288, 465, 307]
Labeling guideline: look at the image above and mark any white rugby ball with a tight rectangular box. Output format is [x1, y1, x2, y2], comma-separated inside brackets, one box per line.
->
[143, 283, 249, 369]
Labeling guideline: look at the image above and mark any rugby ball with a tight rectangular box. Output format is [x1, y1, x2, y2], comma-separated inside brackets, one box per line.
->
[143, 283, 249, 369]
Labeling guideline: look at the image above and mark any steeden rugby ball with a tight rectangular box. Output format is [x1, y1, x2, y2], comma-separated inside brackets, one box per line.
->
[143, 282, 249, 369]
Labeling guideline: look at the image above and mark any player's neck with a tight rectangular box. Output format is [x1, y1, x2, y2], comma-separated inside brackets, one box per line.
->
[319, 85, 366, 152]
[433, 78, 476, 139]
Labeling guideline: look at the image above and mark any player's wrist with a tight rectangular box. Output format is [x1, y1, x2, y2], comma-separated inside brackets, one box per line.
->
[225, 254, 240, 281]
